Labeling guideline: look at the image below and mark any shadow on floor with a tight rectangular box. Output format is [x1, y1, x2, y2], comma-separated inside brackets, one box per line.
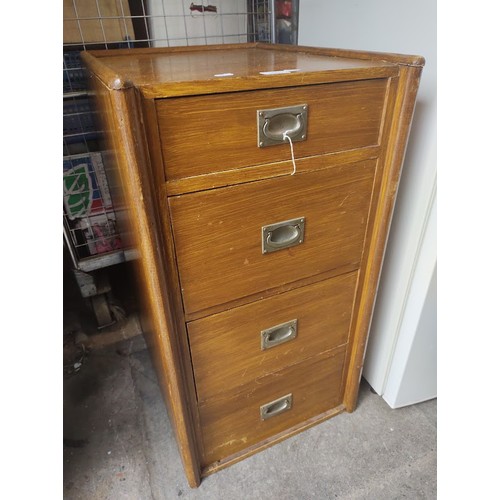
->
[63, 328, 436, 500]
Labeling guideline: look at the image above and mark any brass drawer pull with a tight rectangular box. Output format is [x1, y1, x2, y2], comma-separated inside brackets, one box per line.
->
[262, 217, 305, 254]
[257, 104, 308, 147]
[260, 393, 293, 420]
[261, 319, 297, 350]
[263, 113, 303, 140]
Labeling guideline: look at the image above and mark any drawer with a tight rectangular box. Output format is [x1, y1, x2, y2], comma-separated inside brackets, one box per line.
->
[169, 160, 375, 316]
[156, 79, 388, 181]
[188, 271, 358, 402]
[198, 346, 346, 467]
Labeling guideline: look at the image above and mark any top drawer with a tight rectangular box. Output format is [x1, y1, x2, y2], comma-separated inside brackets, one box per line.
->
[156, 79, 388, 181]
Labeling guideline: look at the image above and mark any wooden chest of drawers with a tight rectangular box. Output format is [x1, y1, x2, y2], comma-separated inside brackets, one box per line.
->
[82, 43, 423, 487]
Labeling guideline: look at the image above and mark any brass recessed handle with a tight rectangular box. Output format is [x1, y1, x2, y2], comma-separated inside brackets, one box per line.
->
[262, 217, 305, 254]
[257, 104, 308, 147]
[260, 394, 293, 420]
[261, 319, 297, 350]
[262, 112, 304, 142]
[266, 224, 301, 248]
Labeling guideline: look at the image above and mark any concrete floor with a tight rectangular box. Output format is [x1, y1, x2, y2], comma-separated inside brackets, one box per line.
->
[63, 263, 436, 499]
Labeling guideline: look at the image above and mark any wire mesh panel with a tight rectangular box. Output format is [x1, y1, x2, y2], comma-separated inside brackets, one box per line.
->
[248, 0, 273, 42]
[63, 47, 131, 271]
[63, 1, 298, 271]
[147, 0, 254, 46]
[63, 0, 273, 50]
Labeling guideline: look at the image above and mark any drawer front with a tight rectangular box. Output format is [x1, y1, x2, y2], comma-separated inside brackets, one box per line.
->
[189, 271, 358, 402]
[156, 80, 388, 181]
[169, 160, 375, 316]
[198, 347, 346, 467]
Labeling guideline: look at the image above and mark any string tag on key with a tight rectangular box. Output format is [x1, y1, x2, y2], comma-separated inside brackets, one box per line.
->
[283, 132, 297, 176]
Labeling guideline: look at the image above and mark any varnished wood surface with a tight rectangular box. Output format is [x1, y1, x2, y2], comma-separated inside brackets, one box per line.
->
[343, 66, 424, 412]
[198, 346, 346, 467]
[261, 43, 425, 68]
[81, 44, 400, 97]
[201, 404, 346, 477]
[188, 271, 358, 402]
[156, 80, 387, 180]
[87, 77, 202, 487]
[169, 160, 376, 316]
[142, 97, 208, 468]
[164, 146, 381, 196]
[183, 262, 360, 323]
[82, 43, 424, 487]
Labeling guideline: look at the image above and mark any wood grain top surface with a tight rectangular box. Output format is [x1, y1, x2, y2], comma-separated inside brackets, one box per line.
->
[82, 44, 404, 97]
